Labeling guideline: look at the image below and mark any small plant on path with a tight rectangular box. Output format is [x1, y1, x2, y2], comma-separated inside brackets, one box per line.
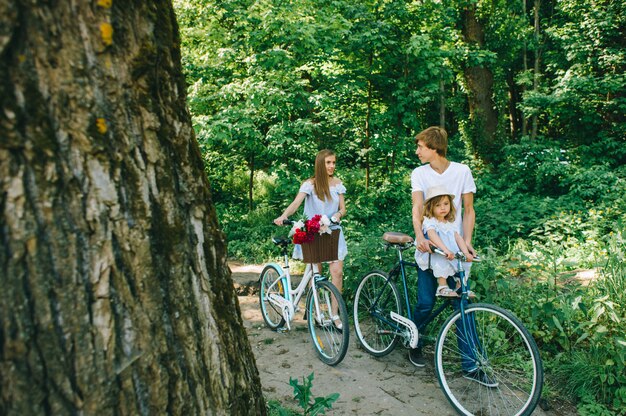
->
[289, 372, 339, 415]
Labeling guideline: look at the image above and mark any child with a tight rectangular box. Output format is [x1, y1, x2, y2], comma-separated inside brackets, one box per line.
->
[416, 185, 474, 297]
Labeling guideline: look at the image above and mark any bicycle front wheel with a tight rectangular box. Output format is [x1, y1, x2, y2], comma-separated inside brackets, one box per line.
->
[259, 264, 286, 330]
[435, 303, 543, 416]
[353, 270, 402, 357]
[306, 280, 349, 366]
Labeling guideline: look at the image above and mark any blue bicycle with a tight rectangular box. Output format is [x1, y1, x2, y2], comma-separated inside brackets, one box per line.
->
[353, 231, 543, 416]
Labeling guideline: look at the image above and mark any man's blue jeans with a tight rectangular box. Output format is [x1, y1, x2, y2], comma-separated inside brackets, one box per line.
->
[412, 266, 478, 372]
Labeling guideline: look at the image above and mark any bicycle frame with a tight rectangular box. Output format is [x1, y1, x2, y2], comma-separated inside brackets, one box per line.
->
[266, 246, 324, 330]
[369, 244, 472, 344]
[356, 235, 544, 414]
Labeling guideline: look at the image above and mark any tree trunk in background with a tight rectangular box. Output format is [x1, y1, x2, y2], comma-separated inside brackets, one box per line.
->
[0, 1, 265, 415]
[522, 0, 529, 137]
[365, 65, 373, 191]
[507, 69, 521, 138]
[248, 153, 255, 212]
[439, 77, 446, 129]
[531, 0, 541, 140]
[462, 4, 499, 163]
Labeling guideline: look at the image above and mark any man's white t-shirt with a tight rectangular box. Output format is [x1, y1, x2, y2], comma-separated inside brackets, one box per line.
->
[411, 162, 476, 233]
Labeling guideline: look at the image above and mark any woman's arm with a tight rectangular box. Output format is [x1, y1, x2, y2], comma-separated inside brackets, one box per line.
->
[334, 193, 346, 221]
[274, 192, 307, 225]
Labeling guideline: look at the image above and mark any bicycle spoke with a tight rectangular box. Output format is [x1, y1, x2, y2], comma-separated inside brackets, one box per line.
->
[307, 280, 349, 366]
[259, 265, 287, 330]
[353, 271, 402, 357]
[436, 304, 543, 416]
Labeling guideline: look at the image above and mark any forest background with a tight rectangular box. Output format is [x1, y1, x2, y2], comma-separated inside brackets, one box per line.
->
[174, 0, 625, 414]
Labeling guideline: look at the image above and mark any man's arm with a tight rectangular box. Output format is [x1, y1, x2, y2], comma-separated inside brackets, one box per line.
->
[461, 192, 475, 255]
[412, 191, 431, 252]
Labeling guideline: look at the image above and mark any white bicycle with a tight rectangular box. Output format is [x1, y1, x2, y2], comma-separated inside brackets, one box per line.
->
[259, 220, 349, 366]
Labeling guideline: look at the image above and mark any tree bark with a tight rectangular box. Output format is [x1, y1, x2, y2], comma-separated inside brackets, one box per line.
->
[439, 77, 446, 129]
[531, 0, 541, 140]
[506, 69, 521, 138]
[462, 4, 499, 163]
[0, 1, 265, 415]
[522, 0, 529, 137]
[248, 153, 254, 212]
[365, 54, 373, 191]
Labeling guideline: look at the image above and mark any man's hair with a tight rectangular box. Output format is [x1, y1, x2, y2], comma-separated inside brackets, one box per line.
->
[423, 194, 456, 222]
[415, 126, 448, 157]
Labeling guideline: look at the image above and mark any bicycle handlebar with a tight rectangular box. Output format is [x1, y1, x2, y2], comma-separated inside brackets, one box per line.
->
[430, 246, 481, 262]
[275, 217, 341, 226]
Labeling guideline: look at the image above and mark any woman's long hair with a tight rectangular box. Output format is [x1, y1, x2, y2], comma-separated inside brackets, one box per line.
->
[313, 149, 335, 201]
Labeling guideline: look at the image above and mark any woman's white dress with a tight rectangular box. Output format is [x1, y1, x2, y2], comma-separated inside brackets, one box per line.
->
[415, 217, 471, 278]
[292, 181, 347, 261]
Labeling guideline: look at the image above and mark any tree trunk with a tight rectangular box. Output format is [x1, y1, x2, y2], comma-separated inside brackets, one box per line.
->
[439, 77, 446, 129]
[248, 153, 255, 212]
[506, 69, 521, 138]
[365, 64, 373, 191]
[462, 4, 499, 163]
[522, 0, 529, 137]
[531, 0, 541, 140]
[0, 1, 265, 415]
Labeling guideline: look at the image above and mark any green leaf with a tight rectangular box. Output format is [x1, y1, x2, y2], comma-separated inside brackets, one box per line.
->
[552, 315, 565, 334]
[595, 325, 608, 333]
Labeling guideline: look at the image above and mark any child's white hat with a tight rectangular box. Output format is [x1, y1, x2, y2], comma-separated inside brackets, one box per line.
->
[424, 185, 455, 204]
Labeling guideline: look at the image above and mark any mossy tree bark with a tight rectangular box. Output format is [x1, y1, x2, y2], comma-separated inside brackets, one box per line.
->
[462, 3, 499, 163]
[0, 1, 265, 415]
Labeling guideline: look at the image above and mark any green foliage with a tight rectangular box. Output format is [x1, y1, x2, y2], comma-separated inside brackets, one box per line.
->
[472, 227, 626, 413]
[267, 400, 300, 416]
[174, 0, 626, 413]
[266, 372, 340, 415]
[288, 373, 339, 416]
[219, 206, 278, 262]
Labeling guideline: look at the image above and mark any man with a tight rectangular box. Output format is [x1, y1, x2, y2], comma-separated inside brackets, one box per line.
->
[409, 126, 477, 365]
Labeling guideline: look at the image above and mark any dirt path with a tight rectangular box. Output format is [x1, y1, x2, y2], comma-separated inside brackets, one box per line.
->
[231, 262, 572, 415]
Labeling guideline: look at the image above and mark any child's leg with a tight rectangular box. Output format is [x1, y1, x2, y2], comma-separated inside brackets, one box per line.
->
[452, 274, 476, 298]
[435, 276, 458, 297]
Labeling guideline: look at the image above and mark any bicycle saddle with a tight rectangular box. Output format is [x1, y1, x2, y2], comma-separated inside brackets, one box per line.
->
[382, 232, 414, 244]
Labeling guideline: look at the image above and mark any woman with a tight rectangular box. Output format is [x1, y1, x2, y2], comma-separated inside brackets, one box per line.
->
[274, 149, 347, 296]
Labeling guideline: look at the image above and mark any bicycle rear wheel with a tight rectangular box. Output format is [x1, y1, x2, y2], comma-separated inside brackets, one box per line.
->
[435, 303, 543, 416]
[306, 280, 349, 366]
[353, 270, 402, 357]
[259, 264, 286, 330]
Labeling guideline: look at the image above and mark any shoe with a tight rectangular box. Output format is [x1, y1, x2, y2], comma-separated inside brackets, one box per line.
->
[463, 369, 499, 387]
[436, 286, 459, 297]
[331, 315, 343, 331]
[457, 288, 476, 298]
[409, 348, 426, 367]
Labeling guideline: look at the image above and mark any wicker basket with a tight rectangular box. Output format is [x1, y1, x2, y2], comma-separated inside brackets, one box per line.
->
[301, 229, 340, 263]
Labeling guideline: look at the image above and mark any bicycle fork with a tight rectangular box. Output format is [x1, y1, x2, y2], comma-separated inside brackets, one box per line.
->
[309, 274, 335, 327]
[268, 276, 295, 330]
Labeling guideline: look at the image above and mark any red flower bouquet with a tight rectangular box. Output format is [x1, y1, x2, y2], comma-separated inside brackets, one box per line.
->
[289, 214, 328, 244]
[289, 214, 339, 263]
